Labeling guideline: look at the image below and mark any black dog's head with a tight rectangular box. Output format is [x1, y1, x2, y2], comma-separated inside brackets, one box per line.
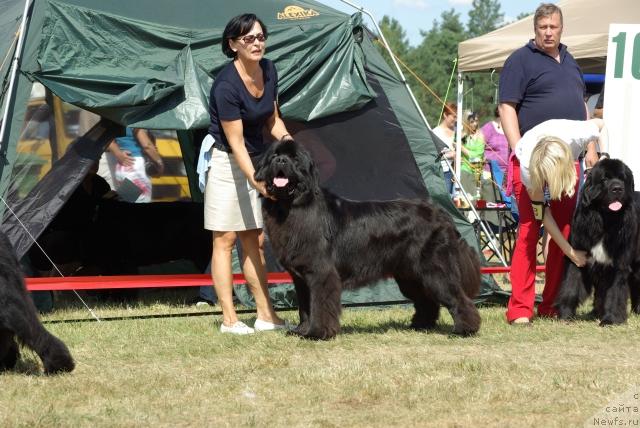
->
[254, 139, 320, 204]
[582, 158, 635, 213]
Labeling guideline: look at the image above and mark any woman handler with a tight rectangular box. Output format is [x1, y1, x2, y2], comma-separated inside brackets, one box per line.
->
[508, 118, 608, 325]
[199, 14, 292, 334]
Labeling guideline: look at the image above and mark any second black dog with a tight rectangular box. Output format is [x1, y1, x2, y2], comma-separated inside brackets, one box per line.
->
[555, 158, 640, 325]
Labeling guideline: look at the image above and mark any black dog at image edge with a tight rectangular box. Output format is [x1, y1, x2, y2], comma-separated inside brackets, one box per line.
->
[254, 139, 482, 339]
[0, 232, 74, 374]
[555, 158, 640, 325]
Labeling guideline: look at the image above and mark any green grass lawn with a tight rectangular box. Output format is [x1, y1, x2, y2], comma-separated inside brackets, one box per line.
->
[1, 298, 639, 427]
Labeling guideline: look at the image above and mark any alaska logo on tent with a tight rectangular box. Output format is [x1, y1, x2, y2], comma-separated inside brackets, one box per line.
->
[277, 6, 319, 20]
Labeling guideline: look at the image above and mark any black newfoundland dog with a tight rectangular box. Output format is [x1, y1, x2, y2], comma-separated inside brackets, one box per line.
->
[0, 232, 74, 374]
[555, 158, 640, 325]
[255, 139, 482, 339]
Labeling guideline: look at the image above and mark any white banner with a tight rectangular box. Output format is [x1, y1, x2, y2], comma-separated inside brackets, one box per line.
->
[604, 24, 640, 186]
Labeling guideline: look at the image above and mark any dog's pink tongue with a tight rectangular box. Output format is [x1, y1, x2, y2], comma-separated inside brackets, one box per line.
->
[609, 201, 623, 211]
[273, 177, 289, 188]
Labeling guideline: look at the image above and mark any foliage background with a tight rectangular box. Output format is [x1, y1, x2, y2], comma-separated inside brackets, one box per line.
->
[374, 0, 533, 127]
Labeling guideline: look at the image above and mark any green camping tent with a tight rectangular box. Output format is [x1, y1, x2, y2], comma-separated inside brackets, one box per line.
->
[0, 0, 497, 303]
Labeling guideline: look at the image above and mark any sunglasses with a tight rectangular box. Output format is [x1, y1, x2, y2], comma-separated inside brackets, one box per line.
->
[237, 33, 266, 44]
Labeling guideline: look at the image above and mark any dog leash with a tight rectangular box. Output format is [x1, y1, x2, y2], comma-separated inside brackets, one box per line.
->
[0, 195, 101, 322]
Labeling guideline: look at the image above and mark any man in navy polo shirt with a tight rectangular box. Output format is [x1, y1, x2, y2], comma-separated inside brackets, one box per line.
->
[499, 3, 587, 140]
[498, 3, 589, 326]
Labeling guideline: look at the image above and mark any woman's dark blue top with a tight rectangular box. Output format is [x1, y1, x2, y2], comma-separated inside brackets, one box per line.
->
[208, 58, 277, 155]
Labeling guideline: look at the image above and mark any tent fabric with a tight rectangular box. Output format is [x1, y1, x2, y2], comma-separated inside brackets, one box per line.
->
[458, 0, 640, 73]
[0, 0, 499, 302]
[18, 0, 375, 129]
[2, 119, 121, 259]
[0, 0, 23, 86]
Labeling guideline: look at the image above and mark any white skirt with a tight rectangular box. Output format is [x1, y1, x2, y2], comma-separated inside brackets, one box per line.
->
[204, 147, 263, 231]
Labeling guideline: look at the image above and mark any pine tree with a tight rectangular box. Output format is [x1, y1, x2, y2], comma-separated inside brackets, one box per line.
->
[409, 10, 466, 125]
[462, 0, 505, 124]
[376, 15, 410, 65]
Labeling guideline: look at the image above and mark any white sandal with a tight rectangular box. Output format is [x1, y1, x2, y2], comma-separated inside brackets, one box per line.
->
[254, 319, 290, 332]
[220, 321, 255, 335]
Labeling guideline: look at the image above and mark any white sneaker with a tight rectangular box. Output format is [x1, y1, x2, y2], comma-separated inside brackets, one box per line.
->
[254, 319, 289, 332]
[220, 321, 255, 335]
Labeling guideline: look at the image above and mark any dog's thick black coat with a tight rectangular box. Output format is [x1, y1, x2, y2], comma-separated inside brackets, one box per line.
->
[0, 232, 74, 374]
[555, 158, 640, 325]
[255, 140, 481, 339]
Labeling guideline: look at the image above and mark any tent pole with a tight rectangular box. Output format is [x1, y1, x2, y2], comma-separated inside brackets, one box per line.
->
[338, 0, 432, 129]
[454, 72, 508, 266]
[0, 0, 33, 158]
[455, 72, 464, 192]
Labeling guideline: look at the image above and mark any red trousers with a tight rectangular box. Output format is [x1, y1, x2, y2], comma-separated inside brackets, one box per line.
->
[506, 157, 580, 322]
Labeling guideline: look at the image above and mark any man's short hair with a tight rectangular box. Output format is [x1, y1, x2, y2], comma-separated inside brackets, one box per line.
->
[443, 102, 456, 117]
[533, 3, 563, 28]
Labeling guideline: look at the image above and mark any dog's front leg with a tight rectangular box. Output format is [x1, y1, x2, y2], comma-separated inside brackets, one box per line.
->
[289, 273, 311, 336]
[301, 268, 342, 340]
[555, 260, 590, 319]
[599, 272, 630, 325]
[630, 271, 640, 315]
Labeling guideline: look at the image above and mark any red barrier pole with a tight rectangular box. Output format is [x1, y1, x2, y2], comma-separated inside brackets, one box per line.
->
[24, 267, 544, 291]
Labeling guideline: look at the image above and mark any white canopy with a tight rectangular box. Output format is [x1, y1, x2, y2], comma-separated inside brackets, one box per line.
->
[458, 0, 640, 73]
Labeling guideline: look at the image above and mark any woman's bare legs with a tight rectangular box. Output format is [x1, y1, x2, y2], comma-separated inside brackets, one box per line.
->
[212, 231, 239, 326]
[212, 229, 284, 326]
[237, 229, 284, 324]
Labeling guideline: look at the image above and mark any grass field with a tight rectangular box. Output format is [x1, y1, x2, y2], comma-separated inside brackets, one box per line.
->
[1, 293, 639, 428]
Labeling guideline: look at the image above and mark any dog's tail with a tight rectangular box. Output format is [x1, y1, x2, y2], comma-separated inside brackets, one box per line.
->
[6, 270, 75, 374]
[447, 238, 482, 335]
[29, 329, 76, 375]
[14, 294, 75, 374]
[0, 237, 75, 374]
[458, 240, 482, 299]
[12, 284, 75, 374]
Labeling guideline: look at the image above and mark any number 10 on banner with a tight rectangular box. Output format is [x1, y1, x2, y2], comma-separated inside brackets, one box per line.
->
[603, 24, 639, 190]
[611, 30, 640, 79]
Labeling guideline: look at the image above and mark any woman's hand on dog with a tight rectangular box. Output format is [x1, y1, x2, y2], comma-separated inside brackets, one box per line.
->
[567, 247, 588, 267]
[252, 178, 276, 200]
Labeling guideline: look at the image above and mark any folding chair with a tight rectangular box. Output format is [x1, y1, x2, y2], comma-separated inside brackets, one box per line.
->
[488, 160, 518, 220]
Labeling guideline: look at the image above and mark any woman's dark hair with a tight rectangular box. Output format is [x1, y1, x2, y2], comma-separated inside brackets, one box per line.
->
[222, 13, 268, 59]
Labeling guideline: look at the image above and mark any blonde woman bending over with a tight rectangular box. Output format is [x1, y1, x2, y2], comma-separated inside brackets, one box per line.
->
[507, 118, 608, 325]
